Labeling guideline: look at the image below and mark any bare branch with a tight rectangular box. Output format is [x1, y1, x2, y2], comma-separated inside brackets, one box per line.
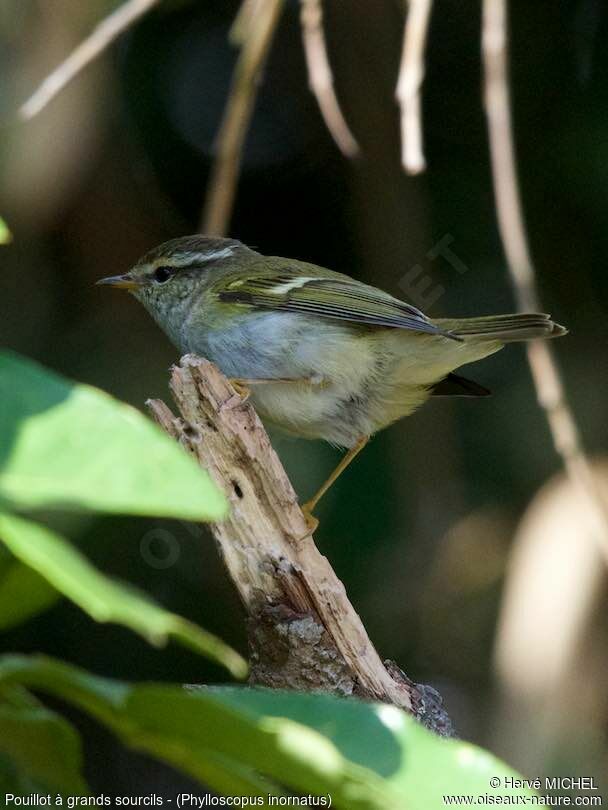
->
[299, 0, 359, 158]
[230, 0, 264, 46]
[148, 356, 454, 735]
[482, 0, 608, 563]
[396, 0, 434, 175]
[201, 0, 284, 236]
[18, 0, 161, 121]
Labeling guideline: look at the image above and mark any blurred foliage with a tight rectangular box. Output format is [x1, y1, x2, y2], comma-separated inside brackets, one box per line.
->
[0, 655, 534, 806]
[0, 216, 11, 244]
[0, 512, 244, 676]
[0, 351, 241, 676]
[0, 543, 58, 632]
[0, 352, 226, 520]
[0, 352, 530, 804]
[0, 684, 88, 796]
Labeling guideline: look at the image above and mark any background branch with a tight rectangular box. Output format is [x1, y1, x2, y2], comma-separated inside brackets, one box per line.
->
[396, 0, 434, 175]
[201, 0, 284, 236]
[147, 356, 453, 736]
[299, 0, 359, 158]
[482, 0, 608, 562]
[18, 0, 161, 121]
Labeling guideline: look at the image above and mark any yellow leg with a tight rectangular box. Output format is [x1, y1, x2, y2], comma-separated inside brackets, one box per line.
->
[228, 379, 252, 401]
[229, 377, 321, 401]
[301, 435, 370, 532]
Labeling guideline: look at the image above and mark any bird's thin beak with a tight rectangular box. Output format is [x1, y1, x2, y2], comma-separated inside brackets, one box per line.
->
[95, 273, 139, 290]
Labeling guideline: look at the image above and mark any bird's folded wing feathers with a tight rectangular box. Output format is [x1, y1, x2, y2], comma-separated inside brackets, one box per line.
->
[215, 272, 457, 338]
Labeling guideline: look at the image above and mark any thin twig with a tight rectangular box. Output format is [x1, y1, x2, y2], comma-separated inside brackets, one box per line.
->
[299, 0, 359, 158]
[396, 0, 434, 175]
[18, 0, 161, 121]
[201, 0, 284, 236]
[482, 0, 608, 562]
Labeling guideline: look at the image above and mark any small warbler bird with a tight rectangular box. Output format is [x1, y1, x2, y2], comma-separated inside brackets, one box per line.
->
[98, 235, 566, 528]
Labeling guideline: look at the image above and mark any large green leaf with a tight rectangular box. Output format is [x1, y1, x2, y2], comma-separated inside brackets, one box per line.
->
[207, 688, 535, 808]
[0, 655, 534, 809]
[0, 351, 226, 521]
[128, 688, 392, 808]
[0, 686, 88, 796]
[0, 656, 398, 809]
[0, 514, 247, 678]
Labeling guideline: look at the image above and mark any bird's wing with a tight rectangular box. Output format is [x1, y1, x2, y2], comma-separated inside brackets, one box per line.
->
[215, 270, 458, 339]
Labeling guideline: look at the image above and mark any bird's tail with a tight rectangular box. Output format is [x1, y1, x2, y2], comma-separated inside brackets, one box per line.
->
[435, 313, 568, 343]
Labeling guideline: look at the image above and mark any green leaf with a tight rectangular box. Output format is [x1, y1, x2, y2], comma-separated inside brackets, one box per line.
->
[128, 688, 392, 808]
[0, 544, 59, 630]
[206, 688, 535, 808]
[0, 217, 11, 245]
[0, 656, 399, 809]
[0, 351, 227, 521]
[0, 514, 247, 678]
[0, 692, 88, 795]
[0, 655, 535, 809]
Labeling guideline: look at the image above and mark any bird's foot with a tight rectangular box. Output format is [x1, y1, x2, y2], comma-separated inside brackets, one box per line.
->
[299, 501, 319, 537]
[226, 378, 251, 406]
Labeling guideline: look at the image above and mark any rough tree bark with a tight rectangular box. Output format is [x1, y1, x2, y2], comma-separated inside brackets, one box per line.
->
[147, 355, 453, 737]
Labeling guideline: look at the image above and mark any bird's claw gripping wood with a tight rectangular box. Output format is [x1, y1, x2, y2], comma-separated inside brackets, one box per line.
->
[228, 376, 319, 405]
[299, 503, 320, 537]
[228, 378, 252, 403]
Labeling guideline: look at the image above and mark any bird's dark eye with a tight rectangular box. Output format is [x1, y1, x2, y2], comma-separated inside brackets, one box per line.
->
[154, 266, 173, 283]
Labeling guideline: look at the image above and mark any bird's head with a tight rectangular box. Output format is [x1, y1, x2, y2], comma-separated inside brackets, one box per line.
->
[96, 235, 258, 324]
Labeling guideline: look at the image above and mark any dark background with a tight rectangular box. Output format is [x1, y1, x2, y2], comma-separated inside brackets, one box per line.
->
[1, 0, 607, 795]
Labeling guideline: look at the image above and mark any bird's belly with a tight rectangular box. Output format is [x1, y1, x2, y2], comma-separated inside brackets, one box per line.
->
[248, 329, 437, 447]
[186, 313, 384, 446]
[185, 316, 450, 447]
[251, 380, 431, 447]
[251, 383, 352, 442]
